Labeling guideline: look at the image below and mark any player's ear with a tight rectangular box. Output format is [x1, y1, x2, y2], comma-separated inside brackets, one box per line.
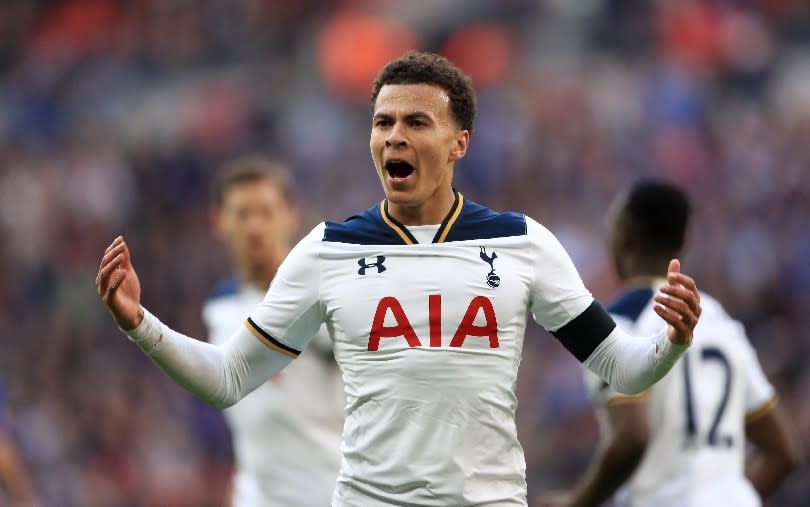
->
[448, 130, 470, 162]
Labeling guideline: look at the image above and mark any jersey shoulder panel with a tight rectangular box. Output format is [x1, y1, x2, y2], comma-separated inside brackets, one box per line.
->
[607, 287, 656, 322]
[523, 216, 575, 256]
[441, 198, 527, 242]
[323, 203, 407, 245]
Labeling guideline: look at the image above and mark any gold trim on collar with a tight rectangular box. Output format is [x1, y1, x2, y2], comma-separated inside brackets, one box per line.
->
[379, 201, 415, 245]
[435, 192, 464, 243]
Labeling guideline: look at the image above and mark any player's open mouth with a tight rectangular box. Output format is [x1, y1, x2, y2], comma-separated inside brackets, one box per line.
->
[385, 160, 415, 181]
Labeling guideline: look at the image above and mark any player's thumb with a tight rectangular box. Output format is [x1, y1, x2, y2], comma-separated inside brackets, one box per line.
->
[668, 258, 680, 275]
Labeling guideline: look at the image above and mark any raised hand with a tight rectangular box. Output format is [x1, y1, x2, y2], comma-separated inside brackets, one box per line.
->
[96, 236, 143, 331]
[654, 259, 701, 346]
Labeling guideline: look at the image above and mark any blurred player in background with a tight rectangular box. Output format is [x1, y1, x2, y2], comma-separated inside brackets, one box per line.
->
[538, 181, 800, 507]
[96, 52, 703, 506]
[0, 378, 39, 506]
[204, 157, 344, 506]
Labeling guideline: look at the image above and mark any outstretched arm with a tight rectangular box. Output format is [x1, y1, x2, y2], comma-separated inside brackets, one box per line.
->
[530, 220, 700, 395]
[582, 260, 700, 394]
[96, 236, 291, 408]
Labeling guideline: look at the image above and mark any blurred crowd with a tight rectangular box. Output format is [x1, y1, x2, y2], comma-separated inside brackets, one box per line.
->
[0, 0, 808, 505]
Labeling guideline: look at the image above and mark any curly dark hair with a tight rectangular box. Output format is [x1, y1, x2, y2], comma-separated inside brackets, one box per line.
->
[371, 51, 476, 135]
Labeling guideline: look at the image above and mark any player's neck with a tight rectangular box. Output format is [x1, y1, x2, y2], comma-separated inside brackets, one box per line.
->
[621, 258, 672, 286]
[387, 187, 456, 226]
[239, 250, 288, 290]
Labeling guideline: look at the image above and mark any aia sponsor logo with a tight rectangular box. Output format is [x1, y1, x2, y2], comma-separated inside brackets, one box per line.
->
[367, 294, 499, 351]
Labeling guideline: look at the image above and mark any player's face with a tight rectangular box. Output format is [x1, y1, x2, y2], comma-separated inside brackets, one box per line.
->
[370, 83, 469, 223]
[215, 180, 295, 277]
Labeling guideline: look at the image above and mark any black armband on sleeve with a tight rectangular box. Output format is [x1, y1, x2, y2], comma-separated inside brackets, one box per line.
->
[551, 300, 616, 362]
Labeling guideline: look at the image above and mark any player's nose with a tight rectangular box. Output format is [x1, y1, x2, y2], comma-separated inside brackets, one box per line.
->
[385, 123, 408, 148]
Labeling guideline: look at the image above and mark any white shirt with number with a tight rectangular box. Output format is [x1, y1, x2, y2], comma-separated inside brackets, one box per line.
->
[584, 282, 776, 507]
[203, 280, 344, 507]
[245, 192, 616, 506]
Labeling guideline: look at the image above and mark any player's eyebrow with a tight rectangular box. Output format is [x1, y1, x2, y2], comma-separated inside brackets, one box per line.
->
[372, 111, 434, 122]
[403, 111, 433, 123]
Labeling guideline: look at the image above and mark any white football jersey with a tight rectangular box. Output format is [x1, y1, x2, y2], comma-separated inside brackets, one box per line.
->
[203, 280, 344, 507]
[246, 193, 614, 506]
[585, 281, 777, 507]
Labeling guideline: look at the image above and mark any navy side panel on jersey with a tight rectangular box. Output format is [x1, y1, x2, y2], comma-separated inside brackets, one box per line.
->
[608, 288, 655, 322]
[322, 194, 527, 245]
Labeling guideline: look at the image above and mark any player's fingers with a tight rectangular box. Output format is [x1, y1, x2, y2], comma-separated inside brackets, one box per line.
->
[96, 254, 123, 294]
[660, 281, 701, 316]
[102, 269, 127, 303]
[654, 294, 699, 327]
[119, 239, 133, 267]
[653, 303, 691, 336]
[99, 242, 125, 270]
[654, 293, 689, 317]
[666, 271, 700, 298]
[659, 283, 697, 306]
[104, 236, 124, 255]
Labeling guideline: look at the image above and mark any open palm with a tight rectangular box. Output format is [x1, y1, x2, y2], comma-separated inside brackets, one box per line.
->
[96, 236, 143, 331]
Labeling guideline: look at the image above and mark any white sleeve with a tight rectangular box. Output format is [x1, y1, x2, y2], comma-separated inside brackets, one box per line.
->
[526, 218, 594, 331]
[584, 325, 689, 395]
[124, 225, 327, 408]
[246, 225, 325, 352]
[524, 217, 690, 394]
[738, 325, 776, 416]
[126, 307, 292, 409]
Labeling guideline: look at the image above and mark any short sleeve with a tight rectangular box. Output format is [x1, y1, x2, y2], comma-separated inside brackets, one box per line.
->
[526, 218, 594, 331]
[247, 224, 326, 355]
[739, 328, 776, 418]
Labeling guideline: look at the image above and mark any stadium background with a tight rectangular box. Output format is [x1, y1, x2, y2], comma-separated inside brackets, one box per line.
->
[0, 0, 807, 505]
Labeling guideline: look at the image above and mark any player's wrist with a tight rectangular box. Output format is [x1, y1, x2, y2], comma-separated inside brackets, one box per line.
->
[117, 306, 144, 332]
[666, 326, 693, 346]
[123, 306, 164, 355]
[657, 327, 690, 360]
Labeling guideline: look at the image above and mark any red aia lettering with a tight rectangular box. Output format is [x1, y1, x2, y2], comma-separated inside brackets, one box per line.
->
[367, 297, 422, 351]
[429, 294, 442, 347]
[367, 295, 499, 350]
[450, 296, 499, 348]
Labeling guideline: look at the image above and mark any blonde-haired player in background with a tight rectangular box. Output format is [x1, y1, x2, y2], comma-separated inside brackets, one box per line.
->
[205, 157, 343, 506]
[538, 181, 800, 507]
